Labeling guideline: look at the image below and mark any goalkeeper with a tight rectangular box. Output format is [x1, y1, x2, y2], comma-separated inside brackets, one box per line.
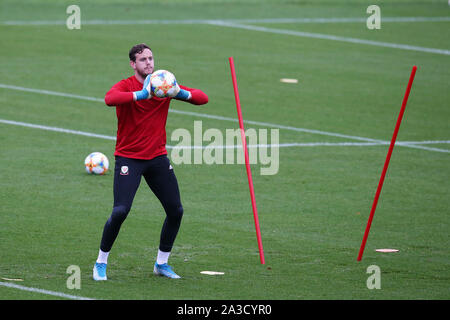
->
[93, 43, 208, 280]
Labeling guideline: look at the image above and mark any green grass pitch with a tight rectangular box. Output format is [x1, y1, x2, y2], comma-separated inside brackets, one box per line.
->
[0, 0, 449, 300]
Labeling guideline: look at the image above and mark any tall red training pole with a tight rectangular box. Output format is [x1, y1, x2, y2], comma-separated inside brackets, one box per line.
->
[229, 57, 265, 265]
[357, 65, 417, 261]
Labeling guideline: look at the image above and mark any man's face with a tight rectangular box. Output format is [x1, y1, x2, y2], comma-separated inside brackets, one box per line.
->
[131, 48, 154, 78]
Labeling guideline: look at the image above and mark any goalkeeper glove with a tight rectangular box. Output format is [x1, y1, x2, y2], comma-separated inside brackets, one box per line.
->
[174, 88, 192, 100]
[133, 74, 152, 101]
[165, 74, 191, 100]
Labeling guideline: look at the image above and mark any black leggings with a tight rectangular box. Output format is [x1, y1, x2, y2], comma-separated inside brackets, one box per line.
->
[100, 155, 183, 253]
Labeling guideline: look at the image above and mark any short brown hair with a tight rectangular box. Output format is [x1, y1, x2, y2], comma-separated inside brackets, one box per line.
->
[129, 43, 152, 62]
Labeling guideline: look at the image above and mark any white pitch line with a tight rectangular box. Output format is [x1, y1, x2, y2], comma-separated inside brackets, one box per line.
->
[0, 83, 405, 144]
[172, 142, 385, 149]
[230, 17, 450, 24]
[0, 83, 386, 143]
[3, 17, 449, 56]
[3, 17, 449, 55]
[0, 82, 400, 145]
[208, 21, 450, 56]
[0, 83, 103, 102]
[394, 143, 450, 153]
[2, 16, 450, 26]
[1, 84, 449, 153]
[0, 118, 116, 140]
[0, 118, 369, 148]
[397, 140, 450, 145]
[0, 281, 95, 300]
[1, 118, 449, 153]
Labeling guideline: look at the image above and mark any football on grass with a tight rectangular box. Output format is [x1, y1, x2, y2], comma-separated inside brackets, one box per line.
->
[84, 152, 109, 175]
[150, 70, 179, 98]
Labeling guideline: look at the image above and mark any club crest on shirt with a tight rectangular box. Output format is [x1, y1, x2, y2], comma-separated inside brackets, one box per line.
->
[120, 166, 129, 175]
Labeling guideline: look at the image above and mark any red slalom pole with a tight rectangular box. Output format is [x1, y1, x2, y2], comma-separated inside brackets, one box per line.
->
[357, 65, 417, 261]
[229, 57, 265, 265]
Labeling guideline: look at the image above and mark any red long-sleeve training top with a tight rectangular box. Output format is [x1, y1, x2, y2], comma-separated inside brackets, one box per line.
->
[105, 75, 208, 160]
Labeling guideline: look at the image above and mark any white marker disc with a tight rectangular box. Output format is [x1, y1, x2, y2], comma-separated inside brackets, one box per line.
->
[280, 78, 298, 84]
[1, 277, 24, 281]
[200, 271, 225, 275]
[375, 249, 399, 253]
